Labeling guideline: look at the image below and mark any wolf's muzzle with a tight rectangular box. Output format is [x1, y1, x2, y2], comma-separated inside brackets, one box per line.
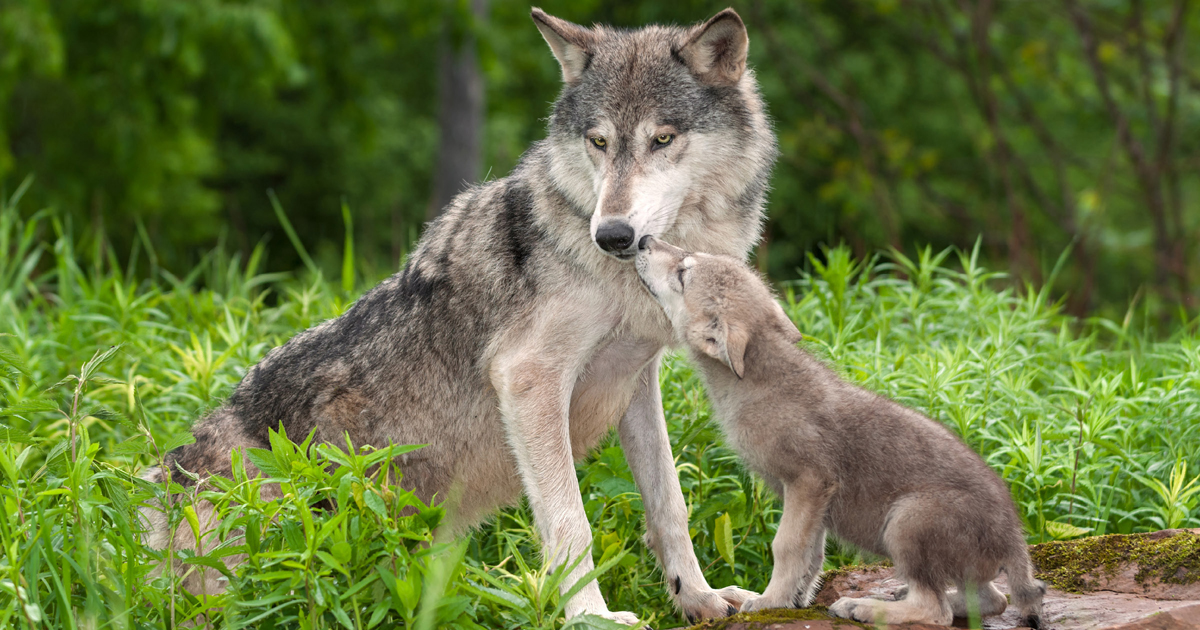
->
[595, 220, 636, 258]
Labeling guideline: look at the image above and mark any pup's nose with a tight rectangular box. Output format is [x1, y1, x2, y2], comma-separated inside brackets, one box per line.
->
[595, 221, 636, 253]
[638, 235, 654, 251]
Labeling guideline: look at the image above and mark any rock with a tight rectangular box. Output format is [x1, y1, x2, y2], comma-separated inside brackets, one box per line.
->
[1031, 529, 1200, 599]
[672, 529, 1200, 630]
[1097, 604, 1200, 630]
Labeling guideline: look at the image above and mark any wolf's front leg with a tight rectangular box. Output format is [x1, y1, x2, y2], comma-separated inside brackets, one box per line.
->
[619, 356, 756, 622]
[741, 478, 834, 613]
[494, 352, 639, 626]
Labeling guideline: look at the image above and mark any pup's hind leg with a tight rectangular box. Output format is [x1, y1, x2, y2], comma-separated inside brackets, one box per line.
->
[948, 580, 1008, 618]
[741, 477, 834, 612]
[830, 582, 952, 626]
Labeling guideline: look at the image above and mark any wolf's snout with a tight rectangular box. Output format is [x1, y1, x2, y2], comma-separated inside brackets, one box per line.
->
[595, 221, 636, 254]
[638, 235, 655, 251]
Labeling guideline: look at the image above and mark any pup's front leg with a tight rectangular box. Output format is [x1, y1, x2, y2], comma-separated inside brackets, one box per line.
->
[619, 357, 756, 622]
[494, 351, 639, 626]
[741, 478, 834, 613]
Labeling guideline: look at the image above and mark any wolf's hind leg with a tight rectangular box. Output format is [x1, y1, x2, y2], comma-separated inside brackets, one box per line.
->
[138, 408, 268, 595]
[740, 477, 834, 613]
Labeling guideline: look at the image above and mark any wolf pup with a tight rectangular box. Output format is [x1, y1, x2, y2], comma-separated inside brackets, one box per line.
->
[634, 236, 1045, 628]
[140, 8, 776, 625]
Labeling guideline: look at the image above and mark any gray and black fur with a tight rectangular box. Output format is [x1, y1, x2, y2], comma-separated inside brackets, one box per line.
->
[634, 238, 1045, 628]
[141, 7, 777, 625]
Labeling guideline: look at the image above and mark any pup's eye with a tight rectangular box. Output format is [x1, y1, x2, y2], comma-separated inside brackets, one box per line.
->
[654, 134, 674, 148]
[590, 136, 607, 150]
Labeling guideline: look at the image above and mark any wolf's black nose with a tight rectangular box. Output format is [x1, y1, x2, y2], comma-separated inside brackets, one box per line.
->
[638, 235, 654, 251]
[595, 221, 635, 253]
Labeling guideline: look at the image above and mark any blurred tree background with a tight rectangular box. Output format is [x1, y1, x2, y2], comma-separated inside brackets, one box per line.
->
[1, 0, 1197, 317]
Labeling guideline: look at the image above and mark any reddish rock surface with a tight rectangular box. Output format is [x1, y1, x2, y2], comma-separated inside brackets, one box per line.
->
[676, 529, 1200, 630]
[811, 565, 1200, 630]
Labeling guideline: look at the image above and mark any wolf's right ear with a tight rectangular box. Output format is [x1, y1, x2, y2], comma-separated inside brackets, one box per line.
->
[679, 8, 749, 87]
[531, 8, 596, 84]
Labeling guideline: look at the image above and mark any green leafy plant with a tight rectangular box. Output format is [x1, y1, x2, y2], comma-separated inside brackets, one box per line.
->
[2, 196, 1199, 627]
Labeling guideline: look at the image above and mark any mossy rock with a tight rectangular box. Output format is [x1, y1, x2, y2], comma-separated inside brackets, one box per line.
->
[1030, 529, 1200, 593]
[819, 561, 892, 582]
[683, 607, 869, 630]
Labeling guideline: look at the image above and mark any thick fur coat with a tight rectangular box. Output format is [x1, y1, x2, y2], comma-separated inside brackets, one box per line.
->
[142, 8, 777, 625]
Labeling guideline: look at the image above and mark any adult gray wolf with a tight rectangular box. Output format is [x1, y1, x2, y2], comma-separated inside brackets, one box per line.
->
[140, 7, 777, 625]
[633, 236, 1045, 628]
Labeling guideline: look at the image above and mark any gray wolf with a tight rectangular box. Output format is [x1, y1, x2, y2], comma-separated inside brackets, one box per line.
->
[140, 7, 777, 625]
[633, 236, 1045, 628]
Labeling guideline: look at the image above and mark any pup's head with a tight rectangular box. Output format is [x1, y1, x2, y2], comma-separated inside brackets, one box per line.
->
[635, 236, 801, 378]
[532, 8, 774, 260]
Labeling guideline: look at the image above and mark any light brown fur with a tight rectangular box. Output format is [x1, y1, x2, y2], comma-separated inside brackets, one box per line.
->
[635, 237, 1046, 628]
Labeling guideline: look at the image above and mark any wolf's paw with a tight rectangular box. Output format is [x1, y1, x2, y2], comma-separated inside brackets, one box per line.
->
[678, 585, 756, 623]
[590, 610, 641, 626]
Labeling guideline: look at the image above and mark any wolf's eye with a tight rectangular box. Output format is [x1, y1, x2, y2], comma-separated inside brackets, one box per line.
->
[590, 136, 607, 150]
[654, 134, 674, 148]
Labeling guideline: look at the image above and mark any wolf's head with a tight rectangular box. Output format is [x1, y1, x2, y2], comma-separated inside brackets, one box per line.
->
[635, 236, 800, 378]
[533, 8, 776, 261]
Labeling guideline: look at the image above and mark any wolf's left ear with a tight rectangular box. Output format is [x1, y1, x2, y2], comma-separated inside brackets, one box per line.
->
[678, 8, 749, 87]
[531, 8, 596, 84]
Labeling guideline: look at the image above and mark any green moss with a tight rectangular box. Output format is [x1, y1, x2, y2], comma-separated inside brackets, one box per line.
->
[1030, 530, 1200, 593]
[820, 562, 892, 582]
[683, 607, 869, 630]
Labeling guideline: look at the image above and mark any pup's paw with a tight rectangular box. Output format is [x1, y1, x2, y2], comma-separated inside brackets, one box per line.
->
[828, 597, 878, 623]
[678, 586, 756, 622]
[711, 585, 757, 611]
[739, 595, 769, 613]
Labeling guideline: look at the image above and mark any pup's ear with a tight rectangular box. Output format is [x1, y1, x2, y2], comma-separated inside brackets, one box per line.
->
[775, 302, 804, 345]
[699, 319, 749, 379]
[678, 8, 749, 87]
[531, 8, 595, 84]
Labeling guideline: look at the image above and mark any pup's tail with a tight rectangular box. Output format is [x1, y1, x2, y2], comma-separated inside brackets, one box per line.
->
[1005, 551, 1046, 629]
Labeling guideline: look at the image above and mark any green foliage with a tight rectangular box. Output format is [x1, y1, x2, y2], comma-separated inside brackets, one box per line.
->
[3, 0, 1199, 313]
[0, 0, 446, 271]
[2, 197, 1199, 627]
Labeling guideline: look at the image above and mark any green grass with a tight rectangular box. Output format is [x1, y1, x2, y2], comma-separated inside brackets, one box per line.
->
[1, 186, 1198, 629]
